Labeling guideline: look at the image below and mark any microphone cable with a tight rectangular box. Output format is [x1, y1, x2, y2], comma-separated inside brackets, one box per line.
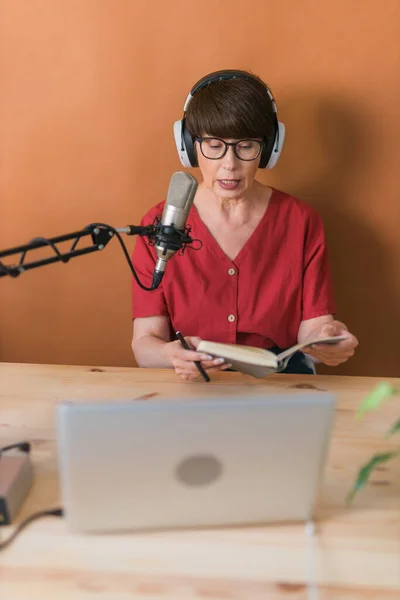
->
[0, 442, 63, 553]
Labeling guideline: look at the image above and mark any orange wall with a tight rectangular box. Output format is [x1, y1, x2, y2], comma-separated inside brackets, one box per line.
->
[1, 0, 400, 376]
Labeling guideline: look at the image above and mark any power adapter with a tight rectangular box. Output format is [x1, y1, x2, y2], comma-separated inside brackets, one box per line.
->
[0, 452, 33, 525]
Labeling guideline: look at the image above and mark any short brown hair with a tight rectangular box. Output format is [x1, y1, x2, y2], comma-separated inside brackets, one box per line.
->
[185, 72, 276, 140]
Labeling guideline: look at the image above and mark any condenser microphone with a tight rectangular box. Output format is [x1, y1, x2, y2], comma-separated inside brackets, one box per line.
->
[151, 171, 198, 288]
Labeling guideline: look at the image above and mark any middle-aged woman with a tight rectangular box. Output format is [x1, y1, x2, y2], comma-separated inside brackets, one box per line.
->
[130, 69, 358, 380]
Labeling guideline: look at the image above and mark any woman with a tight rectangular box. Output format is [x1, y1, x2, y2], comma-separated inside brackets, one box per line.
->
[131, 69, 358, 380]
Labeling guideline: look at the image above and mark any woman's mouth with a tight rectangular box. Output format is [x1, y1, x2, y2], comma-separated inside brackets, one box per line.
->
[218, 179, 241, 191]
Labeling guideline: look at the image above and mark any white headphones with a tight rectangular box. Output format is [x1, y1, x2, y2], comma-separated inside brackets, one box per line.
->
[174, 69, 285, 169]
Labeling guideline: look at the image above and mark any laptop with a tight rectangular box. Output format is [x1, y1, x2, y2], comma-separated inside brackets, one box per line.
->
[56, 393, 335, 533]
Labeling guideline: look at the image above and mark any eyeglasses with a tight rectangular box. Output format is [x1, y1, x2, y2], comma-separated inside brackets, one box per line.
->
[196, 137, 264, 161]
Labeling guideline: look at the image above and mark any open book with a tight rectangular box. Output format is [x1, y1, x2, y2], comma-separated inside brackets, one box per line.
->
[197, 335, 349, 378]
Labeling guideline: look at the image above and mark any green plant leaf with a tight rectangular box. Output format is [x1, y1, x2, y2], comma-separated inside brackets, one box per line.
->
[347, 451, 400, 504]
[386, 419, 400, 437]
[357, 382, 398, 419]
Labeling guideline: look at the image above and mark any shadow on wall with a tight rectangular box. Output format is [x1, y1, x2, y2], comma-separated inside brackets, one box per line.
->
[268, 92, 400, 377]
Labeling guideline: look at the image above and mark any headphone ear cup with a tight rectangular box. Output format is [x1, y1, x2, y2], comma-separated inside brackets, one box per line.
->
[173, 119, 198, 168]
[173, 120, 192, 168]
[182, 120, 198, 167]
[265, 121, 285, 169]
[259, 121, 285, 169]
[258, 137, 273, 169]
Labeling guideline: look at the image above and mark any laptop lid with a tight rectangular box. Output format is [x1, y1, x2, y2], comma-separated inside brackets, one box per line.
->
[56, 393, 335, 533]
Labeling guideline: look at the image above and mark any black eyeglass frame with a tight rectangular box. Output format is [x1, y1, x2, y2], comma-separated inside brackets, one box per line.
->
[195, 137, 265, 161]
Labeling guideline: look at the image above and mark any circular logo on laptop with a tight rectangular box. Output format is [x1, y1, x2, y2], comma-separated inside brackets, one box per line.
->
[176, 454, 223, 487]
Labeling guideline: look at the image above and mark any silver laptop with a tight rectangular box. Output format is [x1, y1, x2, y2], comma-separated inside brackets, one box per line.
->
[56, 393, 335, 533]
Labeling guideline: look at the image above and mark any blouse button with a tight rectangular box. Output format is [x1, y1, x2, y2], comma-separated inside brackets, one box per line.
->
[228, 268, 236, 276]
[227, 314, 236, 323]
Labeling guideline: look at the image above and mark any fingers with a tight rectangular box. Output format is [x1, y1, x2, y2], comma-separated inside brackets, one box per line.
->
[306, 342, 356, 366]
[168, 339, 233, 380]
[169, 339, 212, 363]
[305, 328, 358, 358]
[345, 334, 359, 349]
[174, 358, 232, 381]
[174, 348, 213, 363]
[185, 336, 202, 349]
[307, 346, 355, 361]
[176, 366, 231, 381]
[321, 320, 349, 337]
[312, 335, 358, 355]
[310, 343, 356, 356]
[172, 356, 226, 372]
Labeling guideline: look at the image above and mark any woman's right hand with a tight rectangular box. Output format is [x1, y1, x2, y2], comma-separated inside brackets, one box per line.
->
[165, 336, 232, 381]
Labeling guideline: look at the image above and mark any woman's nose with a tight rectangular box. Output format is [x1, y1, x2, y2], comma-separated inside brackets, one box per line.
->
[221, 146, 239, 169]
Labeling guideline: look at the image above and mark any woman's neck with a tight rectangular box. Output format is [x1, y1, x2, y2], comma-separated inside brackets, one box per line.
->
[195, 180, 272, 226]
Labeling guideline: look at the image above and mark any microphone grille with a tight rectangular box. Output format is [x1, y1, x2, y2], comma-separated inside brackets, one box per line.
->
[166, 172, 198, 209]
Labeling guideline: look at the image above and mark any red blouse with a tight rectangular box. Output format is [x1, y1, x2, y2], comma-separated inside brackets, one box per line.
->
[131, 188, 336, 350]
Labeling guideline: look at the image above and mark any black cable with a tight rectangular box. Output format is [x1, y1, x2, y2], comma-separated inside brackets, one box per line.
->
[0, 442, 63, 552]
[86, 222, 155, 291]
[88, 222, 201, 291]
[185, 238, 203, 251]
[0, 508, 64, 551]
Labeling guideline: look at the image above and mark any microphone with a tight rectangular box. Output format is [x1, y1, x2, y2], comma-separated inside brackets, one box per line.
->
[151, 171, 198, 289]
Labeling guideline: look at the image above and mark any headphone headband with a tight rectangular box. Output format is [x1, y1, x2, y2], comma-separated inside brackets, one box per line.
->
[183, 69, 277, 113]
[191, 70, 257, 94]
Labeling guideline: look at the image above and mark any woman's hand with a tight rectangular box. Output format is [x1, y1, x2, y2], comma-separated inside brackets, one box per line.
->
[165, 336, 231, 381]
[302, 320, 358, 366]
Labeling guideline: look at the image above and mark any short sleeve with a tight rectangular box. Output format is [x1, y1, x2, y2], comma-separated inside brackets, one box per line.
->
[301, 210, 336, 321]
[131, 217, 168, 319]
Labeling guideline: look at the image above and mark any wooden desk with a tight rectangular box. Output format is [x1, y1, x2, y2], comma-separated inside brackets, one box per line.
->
[0, 363, 399, 599]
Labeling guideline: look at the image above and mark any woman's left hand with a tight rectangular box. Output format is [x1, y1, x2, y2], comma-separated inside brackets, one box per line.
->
[303, 320, 358, 366]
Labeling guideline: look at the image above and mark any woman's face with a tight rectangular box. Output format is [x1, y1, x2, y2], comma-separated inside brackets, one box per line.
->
[196, 137, 261, 201]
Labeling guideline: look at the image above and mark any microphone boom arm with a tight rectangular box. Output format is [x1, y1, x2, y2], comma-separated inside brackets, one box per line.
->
[0, 220, 199, 291]
[0, 223, 153, 279]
